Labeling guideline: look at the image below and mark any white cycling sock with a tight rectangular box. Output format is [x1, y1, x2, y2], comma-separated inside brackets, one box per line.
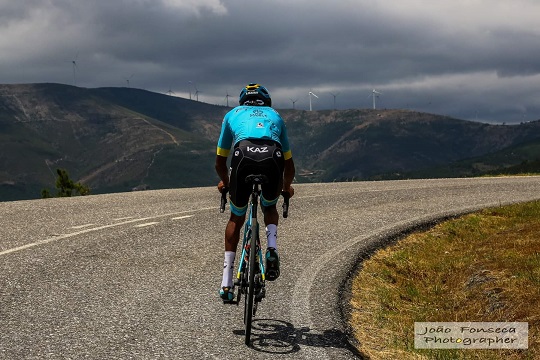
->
[266, 224, 278, 250]
[221, 251, 235, 288]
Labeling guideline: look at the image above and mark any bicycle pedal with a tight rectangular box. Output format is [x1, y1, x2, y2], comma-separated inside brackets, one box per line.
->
[255, 287, 266, 302]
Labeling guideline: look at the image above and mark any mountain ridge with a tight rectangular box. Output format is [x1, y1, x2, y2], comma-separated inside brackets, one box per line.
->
[1, 83, 539, 201]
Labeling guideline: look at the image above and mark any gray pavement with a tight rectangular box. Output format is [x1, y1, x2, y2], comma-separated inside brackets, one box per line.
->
[1, 177, 539, 359]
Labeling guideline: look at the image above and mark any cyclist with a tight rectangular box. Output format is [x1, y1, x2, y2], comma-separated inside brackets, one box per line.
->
[215, 83, 295, 303]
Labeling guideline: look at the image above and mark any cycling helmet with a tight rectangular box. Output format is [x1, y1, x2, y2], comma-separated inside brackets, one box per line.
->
[239, 83, 271, 106]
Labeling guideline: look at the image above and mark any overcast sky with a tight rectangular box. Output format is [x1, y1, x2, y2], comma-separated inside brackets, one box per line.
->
[1, 0, 539, 123]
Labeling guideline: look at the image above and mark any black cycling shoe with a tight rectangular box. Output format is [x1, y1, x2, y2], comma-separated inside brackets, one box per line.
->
[220, 286, 235, 304]
[265, 247, 280, 281]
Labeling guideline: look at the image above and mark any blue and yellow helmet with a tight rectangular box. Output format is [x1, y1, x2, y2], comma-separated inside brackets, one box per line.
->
[239, 83, 271, 106]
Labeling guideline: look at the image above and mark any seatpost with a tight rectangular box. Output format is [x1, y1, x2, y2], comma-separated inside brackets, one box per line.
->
[251, 183, 259, 219]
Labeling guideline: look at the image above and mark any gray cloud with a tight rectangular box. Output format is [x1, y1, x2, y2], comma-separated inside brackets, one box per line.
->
[1, 0, 539, 123]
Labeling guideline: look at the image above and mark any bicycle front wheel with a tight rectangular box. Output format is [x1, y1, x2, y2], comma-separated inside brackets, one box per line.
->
[244, 221, 258, 345]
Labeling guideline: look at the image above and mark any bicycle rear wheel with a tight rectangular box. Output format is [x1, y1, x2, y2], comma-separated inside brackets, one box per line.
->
[244, 221, 258, 345]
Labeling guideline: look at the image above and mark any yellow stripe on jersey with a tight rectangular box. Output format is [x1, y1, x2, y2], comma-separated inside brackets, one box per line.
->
[283, 150, 292, 160]
[216, 147, 230, 157]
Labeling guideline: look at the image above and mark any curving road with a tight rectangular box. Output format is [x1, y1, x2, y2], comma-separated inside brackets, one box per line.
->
[1, 177, 539, 359]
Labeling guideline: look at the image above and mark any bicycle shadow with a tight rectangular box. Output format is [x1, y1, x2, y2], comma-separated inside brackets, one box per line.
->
[232, 318, 359, 355]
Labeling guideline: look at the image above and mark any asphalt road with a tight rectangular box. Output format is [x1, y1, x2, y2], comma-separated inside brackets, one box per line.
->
[1, 177, 539, 359]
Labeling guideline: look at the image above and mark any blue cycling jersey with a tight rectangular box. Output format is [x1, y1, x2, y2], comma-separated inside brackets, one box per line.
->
[216, 106, 292, 160]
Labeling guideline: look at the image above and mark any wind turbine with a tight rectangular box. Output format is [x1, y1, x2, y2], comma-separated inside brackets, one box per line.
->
[166, 87, 175, 96]
[290, 98, 299, 109]
[124, 74, 134, 87]
[308, 90, 318, 111]
[188, 81, 193, 100]
[70, 52, 79, 86]
[330, 92, 340, 110]
[194, 84, 201, 101]
[371, 89, 382, 109]
[224, 90, 231, 107]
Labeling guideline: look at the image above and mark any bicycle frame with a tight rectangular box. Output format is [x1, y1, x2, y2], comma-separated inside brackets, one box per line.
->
[236, 175, 268, 346]
[219, 175, 290, 346]
[236, 190, 266, 286]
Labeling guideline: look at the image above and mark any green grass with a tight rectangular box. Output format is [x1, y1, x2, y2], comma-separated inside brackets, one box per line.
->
[350, 200, 540, 359]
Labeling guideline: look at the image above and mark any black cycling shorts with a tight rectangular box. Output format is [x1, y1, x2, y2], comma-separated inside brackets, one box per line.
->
[229, 139, 285, 216]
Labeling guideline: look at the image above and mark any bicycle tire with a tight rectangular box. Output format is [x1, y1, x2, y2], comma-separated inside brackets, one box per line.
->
[244, 221, 258, 345]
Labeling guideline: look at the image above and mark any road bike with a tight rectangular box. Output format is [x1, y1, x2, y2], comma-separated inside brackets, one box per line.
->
[220, 175, 290, 345]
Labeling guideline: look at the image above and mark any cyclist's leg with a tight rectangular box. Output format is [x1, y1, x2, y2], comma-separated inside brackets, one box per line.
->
[263, 209, 280, 281]
[220, 147, 251, 300]
[224, 213, 245, 250]
[260, 144, 284, 241]
[221, 212, 245, 283]
[220, 212, 245, 302]
[260, 145, 284, 281]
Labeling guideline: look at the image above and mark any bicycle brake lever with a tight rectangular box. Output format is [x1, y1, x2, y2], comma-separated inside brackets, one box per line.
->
[281, 191, 290, 218]
[220, 187, 229, 213]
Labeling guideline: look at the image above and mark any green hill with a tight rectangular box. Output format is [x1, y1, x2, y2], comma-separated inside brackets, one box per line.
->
[279, 109, 540, 181]
[392, 137, 540, 179]
[1, 83, 539, 201]
[0, 84, 226, 200]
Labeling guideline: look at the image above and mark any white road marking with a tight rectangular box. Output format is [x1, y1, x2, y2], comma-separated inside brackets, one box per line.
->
[0, 216, 152, 256]
[0, 207, 212, 257]
[171, 215, 194, 220]
[70, 224, 96, 229]
[134, 222, 160, 228]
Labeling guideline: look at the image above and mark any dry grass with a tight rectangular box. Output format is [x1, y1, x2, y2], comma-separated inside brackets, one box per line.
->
[350, 200, 540, 360]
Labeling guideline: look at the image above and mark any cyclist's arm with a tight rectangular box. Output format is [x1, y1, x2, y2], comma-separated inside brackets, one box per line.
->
[215, 155, 229, 188]
[278, 119, 292, 161]
[277, 115, 295, 195]
[283, 158, 295, 196]
[215, 113, 233, 189]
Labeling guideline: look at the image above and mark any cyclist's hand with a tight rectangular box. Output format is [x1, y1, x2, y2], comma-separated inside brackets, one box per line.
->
[283, 185, 294, 198]
[218, 181, 228, 193]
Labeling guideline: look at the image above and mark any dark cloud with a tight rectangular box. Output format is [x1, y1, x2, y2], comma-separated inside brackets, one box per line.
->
[1, 0, 539, 123]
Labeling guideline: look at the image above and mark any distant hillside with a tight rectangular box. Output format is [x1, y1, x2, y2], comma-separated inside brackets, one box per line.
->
[279, 109, 540, 181]
[391, 137, 540, 180]
[0, 83, 226, 201]
[1, 83, 539, 201]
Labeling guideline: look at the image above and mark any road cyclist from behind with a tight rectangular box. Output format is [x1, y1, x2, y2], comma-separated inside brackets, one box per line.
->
[215, 83, 295, 303]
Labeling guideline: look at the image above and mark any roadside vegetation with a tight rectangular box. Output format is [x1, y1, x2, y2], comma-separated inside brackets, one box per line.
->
[350, 200, 540, 359]
[41, 168, 90, 198]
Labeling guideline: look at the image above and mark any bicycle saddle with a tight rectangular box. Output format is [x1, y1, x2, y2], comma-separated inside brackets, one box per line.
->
[245, 174, 269, 184]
